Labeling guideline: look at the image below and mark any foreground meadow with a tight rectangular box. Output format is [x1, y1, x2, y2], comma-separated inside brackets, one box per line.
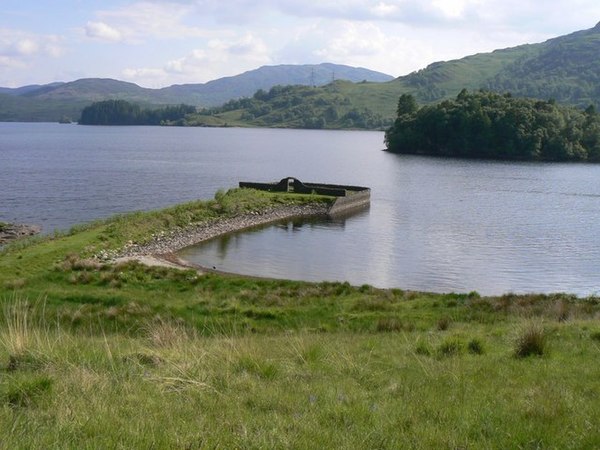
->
[1, 189, 599, 448]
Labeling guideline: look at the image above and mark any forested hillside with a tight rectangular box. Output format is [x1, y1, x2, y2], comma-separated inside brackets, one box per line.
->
[184, 83, 391, 129]
[484, 23, 600, 108]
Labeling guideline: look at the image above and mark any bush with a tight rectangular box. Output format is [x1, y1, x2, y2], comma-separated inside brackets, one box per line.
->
[514, 322, 547, 358]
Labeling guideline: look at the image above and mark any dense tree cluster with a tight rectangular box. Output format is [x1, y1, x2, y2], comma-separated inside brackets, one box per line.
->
[385, 90, 600, 161]
[79, 100, 196, 125]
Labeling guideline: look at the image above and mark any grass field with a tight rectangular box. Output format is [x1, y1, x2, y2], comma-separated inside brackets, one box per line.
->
[1, 189, 599, 448]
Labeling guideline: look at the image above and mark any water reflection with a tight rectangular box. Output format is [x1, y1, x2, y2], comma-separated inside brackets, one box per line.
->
[178, 207, 370, 274]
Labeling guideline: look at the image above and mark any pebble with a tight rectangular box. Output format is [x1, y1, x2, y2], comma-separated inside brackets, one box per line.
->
[111, 203, 329, 260]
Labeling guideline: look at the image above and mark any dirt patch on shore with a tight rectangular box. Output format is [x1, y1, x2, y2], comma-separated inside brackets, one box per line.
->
[0, 223, 41, 244]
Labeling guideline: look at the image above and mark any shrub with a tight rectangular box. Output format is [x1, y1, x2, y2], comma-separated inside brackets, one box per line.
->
[359, 284, 373, 293]
[514, 322, 547, 358]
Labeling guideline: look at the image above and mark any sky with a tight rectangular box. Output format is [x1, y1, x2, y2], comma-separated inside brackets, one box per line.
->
[1, 0, 599, 88]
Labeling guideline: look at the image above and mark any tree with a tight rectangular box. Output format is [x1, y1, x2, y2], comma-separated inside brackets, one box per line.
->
[396, 94, 418, 116]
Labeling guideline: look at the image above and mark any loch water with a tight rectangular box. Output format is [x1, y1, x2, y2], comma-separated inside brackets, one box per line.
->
[2, 122, 600, 296]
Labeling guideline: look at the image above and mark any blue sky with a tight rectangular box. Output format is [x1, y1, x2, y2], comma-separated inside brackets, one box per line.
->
[1, 0, 599, 88]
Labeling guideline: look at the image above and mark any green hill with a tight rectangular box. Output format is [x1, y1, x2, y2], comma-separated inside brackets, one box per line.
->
[185, 22, 600, 129]
[484, 23, 600, 107]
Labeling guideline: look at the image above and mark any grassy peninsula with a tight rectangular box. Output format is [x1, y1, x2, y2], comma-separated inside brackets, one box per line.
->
[1, 189, 600, 448]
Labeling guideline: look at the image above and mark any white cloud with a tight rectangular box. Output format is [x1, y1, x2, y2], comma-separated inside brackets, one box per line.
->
[0, 55, 26, 69]
[15, 38, 39, 56]
[0, 29, 65, 69]
[277, 21, 433, 76]
[430, 0, 475, 18]
[84, 1, 228, 44]
[122, 33, 272, 86]
[4, 0, 600, 87]
[122, 67, 166, 79]
[179, 0, 598, 33]
[85, 21, 124, 42]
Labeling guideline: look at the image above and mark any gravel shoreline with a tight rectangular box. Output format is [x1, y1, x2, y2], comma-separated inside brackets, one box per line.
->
[104, 202, 329, 267]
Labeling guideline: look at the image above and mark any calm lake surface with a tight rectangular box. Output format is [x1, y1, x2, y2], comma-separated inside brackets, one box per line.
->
[2, 122, 599, 296]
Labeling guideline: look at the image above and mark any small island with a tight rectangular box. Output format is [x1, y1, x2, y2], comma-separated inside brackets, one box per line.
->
[385, 90, 600, 162]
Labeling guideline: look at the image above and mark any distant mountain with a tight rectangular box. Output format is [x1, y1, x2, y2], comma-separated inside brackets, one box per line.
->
[159, 63, 393, 107]
[0, 63, 393, 122]
[0, 82, 64, 96]
[0, 79, 169, 122]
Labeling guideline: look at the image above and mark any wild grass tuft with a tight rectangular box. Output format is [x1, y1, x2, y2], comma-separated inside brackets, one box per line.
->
[437, 337, 463, 357]
[514, 321, 547, 358]
[1, 296, 37, 358]
[436, 316, 451, 331]
[144, 319, 191, 348]
[414, 339, 432, 356]
[2, 375, 53, 408]
[553, 298, 570, 322]
[467, 338, 485, 355]
[375, 317, 404, 332]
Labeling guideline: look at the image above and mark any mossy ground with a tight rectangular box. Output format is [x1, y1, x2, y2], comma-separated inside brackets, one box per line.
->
[1, 189, 599, 448]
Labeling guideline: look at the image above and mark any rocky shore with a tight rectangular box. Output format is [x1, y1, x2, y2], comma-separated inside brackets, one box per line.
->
[0, 222, 41, 244]
[105, 202, 329, 266]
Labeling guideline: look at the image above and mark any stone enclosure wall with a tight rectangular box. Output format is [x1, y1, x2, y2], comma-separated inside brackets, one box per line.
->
[239, 177, 370, 217]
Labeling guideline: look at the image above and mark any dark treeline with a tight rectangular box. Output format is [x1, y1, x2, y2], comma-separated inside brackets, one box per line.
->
[385, 90, 600, 161]
[79, 100, 196, 125]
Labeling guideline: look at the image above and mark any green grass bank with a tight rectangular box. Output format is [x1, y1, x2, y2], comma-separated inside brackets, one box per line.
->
[1, 188, 599, 448]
